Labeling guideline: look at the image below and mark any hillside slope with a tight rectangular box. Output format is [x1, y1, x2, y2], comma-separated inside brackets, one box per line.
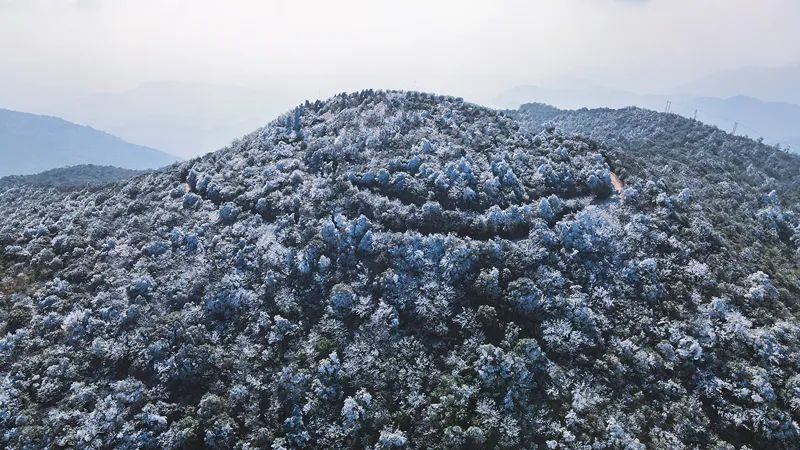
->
[0, 108, 179, 176]
[512, 103, 800, 254]
[2, 92, 800, 448]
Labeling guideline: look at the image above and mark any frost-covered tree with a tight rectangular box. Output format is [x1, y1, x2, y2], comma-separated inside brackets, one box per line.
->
[1, 91, 800, 448]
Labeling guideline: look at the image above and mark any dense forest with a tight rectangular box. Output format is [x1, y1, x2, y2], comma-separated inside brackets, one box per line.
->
[1, 91, 800, 448]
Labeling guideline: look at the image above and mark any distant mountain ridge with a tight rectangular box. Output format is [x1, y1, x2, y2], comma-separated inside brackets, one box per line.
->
[493, 86, 800, 152]
[675, 63, 800, 105]
[0, 164, 146, 190]
[0, 108, 179, 177]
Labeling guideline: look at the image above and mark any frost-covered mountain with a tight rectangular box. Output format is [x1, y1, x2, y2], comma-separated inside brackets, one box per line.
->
[2, 91, 800, 448]
[0, 108, 179, 176]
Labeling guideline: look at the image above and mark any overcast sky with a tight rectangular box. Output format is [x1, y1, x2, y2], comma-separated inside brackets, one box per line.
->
[1, 0, 798, 108]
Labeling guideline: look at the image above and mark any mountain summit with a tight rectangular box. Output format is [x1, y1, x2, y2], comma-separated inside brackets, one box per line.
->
[2, 91, 800, 448]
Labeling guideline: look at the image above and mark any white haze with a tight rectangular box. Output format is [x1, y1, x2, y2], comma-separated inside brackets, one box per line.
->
[0, 0, 798, 156]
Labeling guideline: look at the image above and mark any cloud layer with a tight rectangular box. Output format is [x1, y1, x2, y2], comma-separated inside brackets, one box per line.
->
[0, 0, 798, 108]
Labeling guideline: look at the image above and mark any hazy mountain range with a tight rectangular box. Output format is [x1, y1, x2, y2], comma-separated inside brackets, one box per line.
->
[49, 65, 796, 157]
[675, 63, 800, 105]
[1, 64, 797, 175]
[52, 81, 295, 159]
[0, 108, 179, 177]
[493, 85, 800, 152]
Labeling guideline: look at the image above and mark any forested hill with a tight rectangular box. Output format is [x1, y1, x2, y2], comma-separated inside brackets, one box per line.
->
[513, 103, 800, 290]
[512, 102, 800, 192]
[2, 91, 800, 448]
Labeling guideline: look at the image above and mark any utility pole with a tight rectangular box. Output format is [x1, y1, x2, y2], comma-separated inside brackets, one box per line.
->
[732, 122, 738, 135]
